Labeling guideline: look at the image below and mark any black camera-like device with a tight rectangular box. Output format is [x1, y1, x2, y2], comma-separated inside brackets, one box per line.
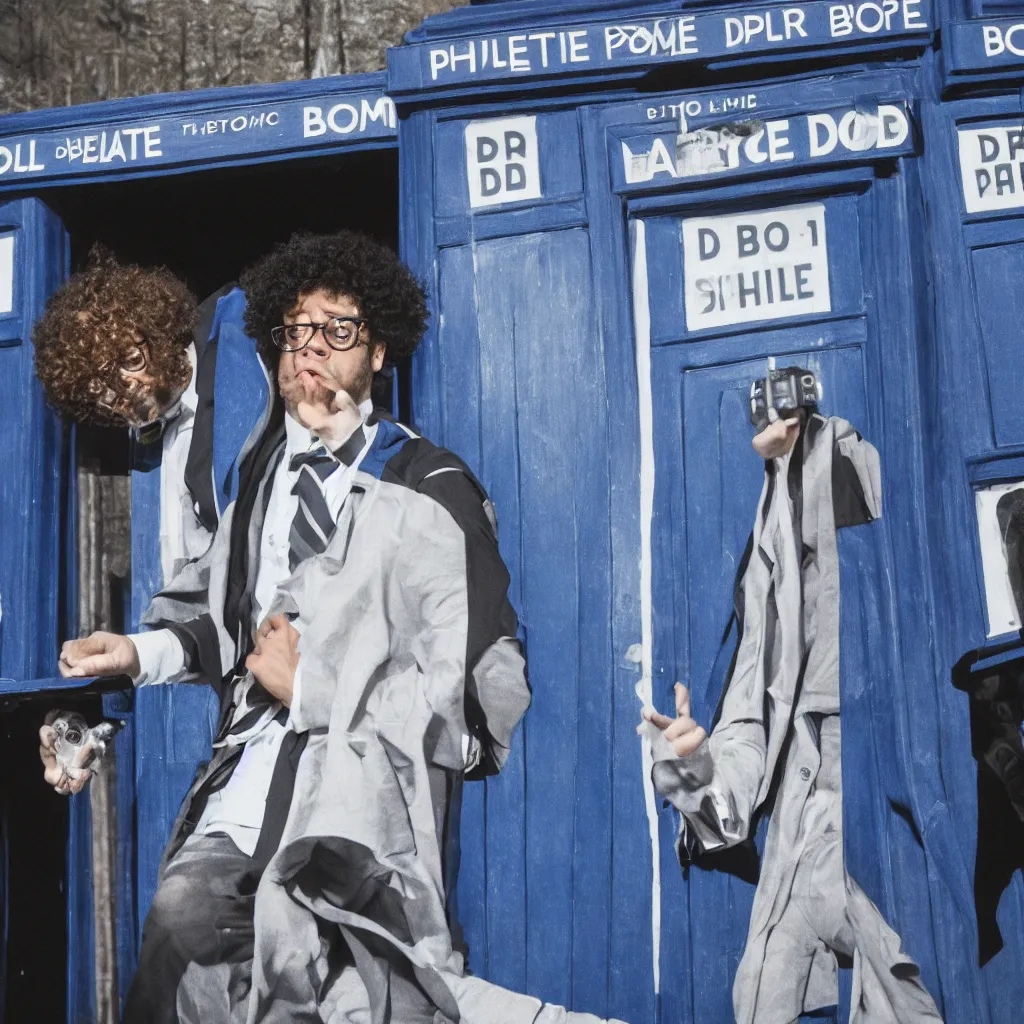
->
[749, 366, 822, 431]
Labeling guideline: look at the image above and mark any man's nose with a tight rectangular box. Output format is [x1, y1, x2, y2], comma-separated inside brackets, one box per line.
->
[298, 332, 330, 359]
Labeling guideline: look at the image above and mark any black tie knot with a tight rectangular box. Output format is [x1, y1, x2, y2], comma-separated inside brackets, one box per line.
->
[289, 445, 336, 480]
[288, 425, 366, 478]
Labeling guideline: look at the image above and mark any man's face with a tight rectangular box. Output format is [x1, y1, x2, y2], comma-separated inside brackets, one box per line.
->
[91, 339, 190, 428]
[276, 290, 385, 418]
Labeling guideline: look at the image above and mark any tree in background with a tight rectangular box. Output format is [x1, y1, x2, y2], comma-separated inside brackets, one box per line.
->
[0, 0, 464, 113]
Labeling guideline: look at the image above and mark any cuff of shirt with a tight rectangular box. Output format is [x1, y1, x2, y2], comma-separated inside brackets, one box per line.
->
[127, 629, 187, 687]
[287, 657, 305, 732]
[651, 744, 715, 809]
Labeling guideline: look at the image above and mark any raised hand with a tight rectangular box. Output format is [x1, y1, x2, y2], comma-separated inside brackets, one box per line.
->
[752, 414, 801, 459]
[58, 631, 140, 679]
[296, 385, 360, 451]
[641, 683, 708, 758]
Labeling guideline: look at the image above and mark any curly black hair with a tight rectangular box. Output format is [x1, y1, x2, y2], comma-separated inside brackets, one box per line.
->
[239, 231, 428, 373]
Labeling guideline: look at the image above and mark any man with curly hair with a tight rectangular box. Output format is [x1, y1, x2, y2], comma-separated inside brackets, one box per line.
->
[32, 249, 198, 431]
[31, 251, 263, 584]
[54, 232, 542, 1024]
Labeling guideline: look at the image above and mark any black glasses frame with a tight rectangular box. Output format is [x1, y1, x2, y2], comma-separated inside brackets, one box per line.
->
[270, 316, 368, 353]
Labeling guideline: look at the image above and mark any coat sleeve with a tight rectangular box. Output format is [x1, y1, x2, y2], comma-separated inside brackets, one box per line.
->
[649, 704, 768, 859]
[648, 578, 770, 859]
[139, 502, 238, 687]
[832, 424, 882, 527]
[648, 482, 772, 859]
[414, 467, 531, 778]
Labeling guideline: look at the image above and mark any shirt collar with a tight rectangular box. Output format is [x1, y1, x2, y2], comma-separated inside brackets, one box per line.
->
[284, 398, 373, 458]
[179, 343, 199, 417]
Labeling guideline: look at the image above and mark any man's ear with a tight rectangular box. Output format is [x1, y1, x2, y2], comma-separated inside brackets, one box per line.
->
[370, 342, 386, 373]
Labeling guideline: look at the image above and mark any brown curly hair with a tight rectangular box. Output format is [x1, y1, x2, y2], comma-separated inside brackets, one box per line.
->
[33, 250, 198, 427]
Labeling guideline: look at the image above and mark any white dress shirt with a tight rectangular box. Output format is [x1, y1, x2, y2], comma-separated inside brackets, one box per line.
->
[130, 400, 376, 856]
[157, 343, 210, 582]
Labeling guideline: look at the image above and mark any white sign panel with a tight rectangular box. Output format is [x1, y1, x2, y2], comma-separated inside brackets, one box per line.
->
[465, 115, 542, 209]
[0, 234, 14, 315]
[975, 481, 1024, 637]
[959, 126, 1024, 214]
[682, 203, 830, 332]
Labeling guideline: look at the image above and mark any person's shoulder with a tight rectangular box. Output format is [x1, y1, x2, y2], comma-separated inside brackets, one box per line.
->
[360, 415, 495, 534]
[361, 416, 475, 487]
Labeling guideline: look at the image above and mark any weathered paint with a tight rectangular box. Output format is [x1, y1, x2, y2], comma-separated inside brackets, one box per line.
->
[1, 0, 1024, 1021]
[390, 4, 1024, 1020]
[630, 218, 662, 996]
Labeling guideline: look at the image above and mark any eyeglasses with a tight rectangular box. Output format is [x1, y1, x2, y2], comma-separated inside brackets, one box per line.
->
[86, 342, 150, 415]
[121, 344, 148, 373]
[270, 317, 368, 353]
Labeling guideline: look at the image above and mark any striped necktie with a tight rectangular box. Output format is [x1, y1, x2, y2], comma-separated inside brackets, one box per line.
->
[223, 423, 368, 738]
[287, 424, 366, 572]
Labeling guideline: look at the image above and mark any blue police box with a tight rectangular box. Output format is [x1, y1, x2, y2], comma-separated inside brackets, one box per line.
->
[0, 0, 1022, 1021]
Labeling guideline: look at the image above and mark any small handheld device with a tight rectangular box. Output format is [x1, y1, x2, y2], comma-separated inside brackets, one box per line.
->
[749, 363, 822, 431]
[46, 711, 121, 778]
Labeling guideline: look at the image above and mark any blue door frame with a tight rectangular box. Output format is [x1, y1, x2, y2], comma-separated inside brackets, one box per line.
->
[0, 71, 399, 1023]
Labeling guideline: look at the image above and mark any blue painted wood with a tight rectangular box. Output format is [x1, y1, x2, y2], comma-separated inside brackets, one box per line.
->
[435, 199, 588, 248]
[433, 109, 583, 220]
[583, 108, 657, 1024]
[0, 197, 69, 1019]
[630, 101, 1011, 1024]
[0, 73, 395, 193]
[944, 17, 1024, 85]
[6, 0, 1024, 1018]
[0, 199, 67, 681]
[435, 244, 491, 974]
[210, 290, 269, 511]
[397, 21, 1024, 1019]
[970, 244, 1024, 446]
[916, 86, 1024, 1023]
[0, 675, 123, 696]
[415, 90, 622, 1007]
[387, 0, 932, 99]
[612, 101, 917, 194]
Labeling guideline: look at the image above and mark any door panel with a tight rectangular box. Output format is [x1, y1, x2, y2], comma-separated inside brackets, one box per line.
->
[650, 330, 869, 1024]
[0, 199, 91, 1021]
[634, 173, 941, 1022]
[972, 243, 1024, 447]
[0, 198, 68, 683]
[436, 227, 616, 1012]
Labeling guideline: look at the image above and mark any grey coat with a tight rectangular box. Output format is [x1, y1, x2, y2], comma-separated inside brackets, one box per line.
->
[142, 418, 619, 1023]
[647, 415, 941, 1024]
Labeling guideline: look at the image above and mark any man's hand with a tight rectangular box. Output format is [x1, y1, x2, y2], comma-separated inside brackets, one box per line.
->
[752, 414, 802, 460]
[640, 683, 708, 758]
[58, 632, 140, 679]
[296, 386, 360, 451]
[245, 614, 300, 707]
[38, 724, 94, 796]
